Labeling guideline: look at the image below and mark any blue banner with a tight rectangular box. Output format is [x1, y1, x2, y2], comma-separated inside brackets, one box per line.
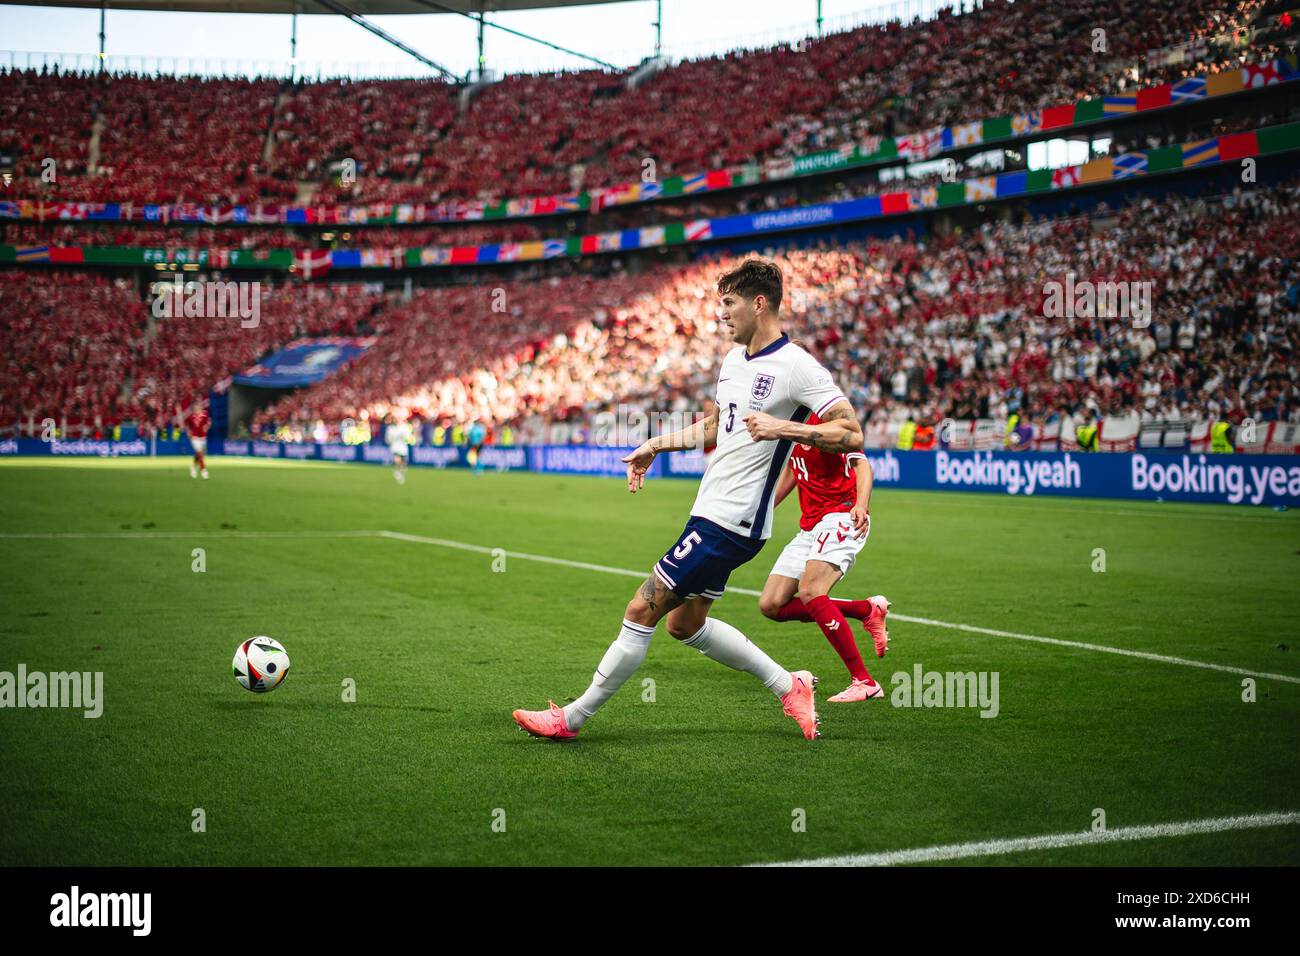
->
[710, 198, 877, 240]
[4, 438, 1295, 507]
[520, 445, 1298, 507]
[232, 337, 374, 388]
[526, 445, 651, 477]
[858, 449, 1300, 508]
[0, 438, 192, 457]
[216, 440, 529, 471]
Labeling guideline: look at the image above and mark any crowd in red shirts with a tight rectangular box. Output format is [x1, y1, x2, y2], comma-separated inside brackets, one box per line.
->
[0, 272, 387, 436]
[3, 178, 1298, 442]
[250, 179, 1300, 441]
[1, 0, 1283, 207]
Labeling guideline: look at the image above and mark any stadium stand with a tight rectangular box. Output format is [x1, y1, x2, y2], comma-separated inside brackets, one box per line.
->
[1, 0, 1292, 205]
[1, 0, 1298, 456]
[241, 178, 1300, 444]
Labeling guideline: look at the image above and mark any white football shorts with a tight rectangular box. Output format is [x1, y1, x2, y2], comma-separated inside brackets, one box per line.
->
[190, 437, 207, 455]
[770, 511, 868, 580]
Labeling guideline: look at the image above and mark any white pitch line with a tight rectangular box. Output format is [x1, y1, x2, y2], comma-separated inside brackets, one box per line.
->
[6, 527, 1297, 686]
[888, 613, 1300, 684]
[378, 529, 1300, 686]
[377, 529, 650, 580]
[754, 810, 1300, 867]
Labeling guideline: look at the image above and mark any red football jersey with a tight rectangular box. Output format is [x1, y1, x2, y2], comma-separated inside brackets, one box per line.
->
[788, 413, 864, 531]
[185, 411, 211, 438]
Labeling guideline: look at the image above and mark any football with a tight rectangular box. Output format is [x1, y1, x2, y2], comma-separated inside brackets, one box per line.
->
[232, 637, 290, 693]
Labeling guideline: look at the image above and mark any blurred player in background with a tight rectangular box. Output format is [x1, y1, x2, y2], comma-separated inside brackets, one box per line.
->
[513, 258, 864, 742]
[758, 413, 890, 702]
[467, 419, 487, 473]
[384, 414, 413, 484]
[185, 401, 211, 480]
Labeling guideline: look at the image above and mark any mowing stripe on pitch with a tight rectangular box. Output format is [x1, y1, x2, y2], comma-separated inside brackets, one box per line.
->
[378, 529, 1300, 685]
[5, 528, 1297, 686]
[753, 810, 1300, 867]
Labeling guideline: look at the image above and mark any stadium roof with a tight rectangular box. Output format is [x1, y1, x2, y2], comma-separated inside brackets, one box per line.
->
[0, 0, 630, 13]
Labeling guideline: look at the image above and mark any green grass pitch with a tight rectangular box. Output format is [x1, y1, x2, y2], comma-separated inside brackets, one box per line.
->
[1, 456, 1297, 866]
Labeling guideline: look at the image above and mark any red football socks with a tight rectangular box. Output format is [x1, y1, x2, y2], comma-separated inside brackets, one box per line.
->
[774, 596, 872, 622]
[804, 594, 872, 683]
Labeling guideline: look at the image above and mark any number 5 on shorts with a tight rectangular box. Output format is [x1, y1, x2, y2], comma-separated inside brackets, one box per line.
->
[673, 531, 703, 560]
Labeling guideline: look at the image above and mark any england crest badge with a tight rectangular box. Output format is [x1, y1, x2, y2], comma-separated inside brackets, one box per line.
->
[751, 373, 775, 401]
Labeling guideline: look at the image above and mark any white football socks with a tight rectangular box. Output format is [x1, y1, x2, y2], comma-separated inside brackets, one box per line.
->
[563, 619, 654, 730]
[683, 618, 793, 698]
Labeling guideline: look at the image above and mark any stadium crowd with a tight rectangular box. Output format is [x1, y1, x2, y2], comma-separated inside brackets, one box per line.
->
[2, 0, 1289, 207]
[0, 272, 387, 436]
[4, 183, 1298, 445]
[243, 178, 1300, 445]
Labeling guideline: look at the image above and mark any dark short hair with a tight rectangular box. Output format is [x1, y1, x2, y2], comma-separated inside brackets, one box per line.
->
[716, 258, 783, 313]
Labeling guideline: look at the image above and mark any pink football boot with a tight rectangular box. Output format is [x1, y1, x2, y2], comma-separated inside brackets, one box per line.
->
[512, 700, 579, 740]
[827, 677, 885, 703]
[781, 670, 821, 740]
[863, 595, 891, 658]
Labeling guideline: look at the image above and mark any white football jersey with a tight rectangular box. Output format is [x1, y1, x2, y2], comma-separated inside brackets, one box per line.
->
[386, 423, 412, 448]
[690, 334, 847, 539]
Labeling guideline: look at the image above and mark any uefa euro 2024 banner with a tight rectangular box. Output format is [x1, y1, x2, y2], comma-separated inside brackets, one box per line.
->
[5, 438, 1297, 507]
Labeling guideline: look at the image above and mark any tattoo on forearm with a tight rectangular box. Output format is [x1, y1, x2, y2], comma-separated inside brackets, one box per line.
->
[702, 415, 718, 445]
[807, 405, 861, 452]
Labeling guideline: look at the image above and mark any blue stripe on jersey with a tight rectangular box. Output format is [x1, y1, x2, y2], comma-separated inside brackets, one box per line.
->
[749, 404, 811, 539]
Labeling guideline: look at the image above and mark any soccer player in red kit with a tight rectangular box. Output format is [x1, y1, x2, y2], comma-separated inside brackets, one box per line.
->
[757, 411, 890, 702]
[185, 402, 211, 480]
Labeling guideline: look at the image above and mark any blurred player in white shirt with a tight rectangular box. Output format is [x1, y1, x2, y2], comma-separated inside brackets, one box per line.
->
[384, 415, 413, 484]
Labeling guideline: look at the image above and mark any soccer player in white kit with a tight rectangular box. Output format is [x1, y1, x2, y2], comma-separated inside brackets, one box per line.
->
[512, 259, 864, 741]
[384, 416, 413, 484]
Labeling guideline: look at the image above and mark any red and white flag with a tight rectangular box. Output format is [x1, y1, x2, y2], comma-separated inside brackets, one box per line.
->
[1051, 165, 1081, 189]
[897, 127, 943, 160]
[684, 219, 712, 242]
[1244, 61, 1280, 88]
[294, 249, 331, 280]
